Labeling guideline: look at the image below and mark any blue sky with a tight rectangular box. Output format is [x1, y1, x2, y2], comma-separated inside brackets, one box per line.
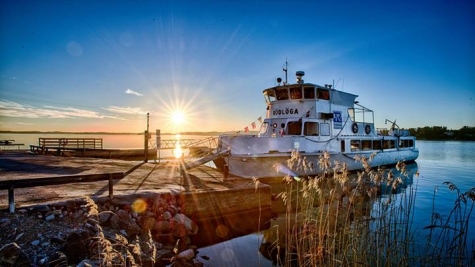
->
[1, 0, 474, 133]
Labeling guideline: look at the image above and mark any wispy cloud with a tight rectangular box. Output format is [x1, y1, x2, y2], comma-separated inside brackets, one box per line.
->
[125, 89, 143, 96]
[0, 100, 118, 119]
[102, 106, 147, 115]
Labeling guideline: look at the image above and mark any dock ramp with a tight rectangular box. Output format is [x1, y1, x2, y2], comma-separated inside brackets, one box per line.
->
[184, 148, 230, 170]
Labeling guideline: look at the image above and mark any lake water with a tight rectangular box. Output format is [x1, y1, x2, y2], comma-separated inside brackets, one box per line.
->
[1, 134, 474, 265]
[199, 140, 475, 266]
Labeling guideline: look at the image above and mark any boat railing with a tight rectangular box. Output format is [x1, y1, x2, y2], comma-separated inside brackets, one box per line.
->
[377, 128, 412, 137]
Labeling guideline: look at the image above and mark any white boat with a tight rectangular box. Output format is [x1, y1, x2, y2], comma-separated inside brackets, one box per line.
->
[214, 67, 419, 178]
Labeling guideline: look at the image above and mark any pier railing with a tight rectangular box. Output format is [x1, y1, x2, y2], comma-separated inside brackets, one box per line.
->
[30, 137, 103, 154]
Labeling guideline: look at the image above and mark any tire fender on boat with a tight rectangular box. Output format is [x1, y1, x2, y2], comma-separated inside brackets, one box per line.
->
[365, 124, 371, 134]
[352, 123, 359, 134]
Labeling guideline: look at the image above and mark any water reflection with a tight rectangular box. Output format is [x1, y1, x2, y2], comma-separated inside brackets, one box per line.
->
[262, 163, 419, 265]
[200, 163, 419, 266]
[192, 207, 275, 248]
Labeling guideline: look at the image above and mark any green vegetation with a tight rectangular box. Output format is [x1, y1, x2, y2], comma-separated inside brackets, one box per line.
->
[264, 151, 474, 266]
[407, 126, 475, 141]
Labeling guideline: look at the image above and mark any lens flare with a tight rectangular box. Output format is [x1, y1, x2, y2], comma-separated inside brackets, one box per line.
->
[132, 198, 147, 213]
[215, 224, 229, 238]
[173, 145, 183, 159]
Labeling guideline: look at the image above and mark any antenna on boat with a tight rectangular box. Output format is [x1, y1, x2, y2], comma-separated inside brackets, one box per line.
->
[283, 61, 288, 85]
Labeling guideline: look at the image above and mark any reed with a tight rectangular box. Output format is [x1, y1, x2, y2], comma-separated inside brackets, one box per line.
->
[270, 151, 474, 266]
[83, 196, 157, 267]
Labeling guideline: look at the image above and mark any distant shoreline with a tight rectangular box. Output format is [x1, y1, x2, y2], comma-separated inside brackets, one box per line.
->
[0, 130, 244, 136]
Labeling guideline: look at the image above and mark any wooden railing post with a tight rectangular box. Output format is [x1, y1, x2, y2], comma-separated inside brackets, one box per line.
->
[8, 184, 15, 213]
[108, 173, 113, 199]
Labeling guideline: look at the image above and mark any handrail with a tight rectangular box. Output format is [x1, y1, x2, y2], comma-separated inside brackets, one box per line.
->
[1, 172, 123, 213]
[158, 137, 218, 149]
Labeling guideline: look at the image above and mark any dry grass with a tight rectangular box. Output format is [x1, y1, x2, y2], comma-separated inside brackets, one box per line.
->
[82, 196, 157, 267]
[265, 151, 475, 266]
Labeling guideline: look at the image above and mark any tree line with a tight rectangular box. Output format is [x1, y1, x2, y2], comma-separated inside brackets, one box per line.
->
[406, 126, 475, 141]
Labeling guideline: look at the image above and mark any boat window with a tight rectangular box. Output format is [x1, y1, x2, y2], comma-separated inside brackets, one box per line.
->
[351, 140, 361, 151]
[263, 90, 276, 103]
[362, 140, 372, 151]
[259, 122, 269, 136]
[276, 88, 289, 100]
[303, 86, 315, 99]
[373, 140, 382, 150]
[320, 123, 330, 136]
[304, 122, 319, 136]
[290, 87, 302, 99]
[340, 140, 345, 152]
[399, 139, 414, 148]
[383, 140, 396, 149]
[348, 108, 355, 122]
[317, 88, 330, 100]
[287, 121, 302, 135]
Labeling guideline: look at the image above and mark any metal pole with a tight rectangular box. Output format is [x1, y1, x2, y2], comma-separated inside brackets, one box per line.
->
[156, 129, 161, 163]
[144, 130, 148, 163]
[144, 113, 150, 163]
[147, 113, 150, 133]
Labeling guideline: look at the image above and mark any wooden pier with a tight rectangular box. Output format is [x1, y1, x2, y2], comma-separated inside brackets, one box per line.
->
[0, 140, 25, 150]
[0, 151, 271, 218]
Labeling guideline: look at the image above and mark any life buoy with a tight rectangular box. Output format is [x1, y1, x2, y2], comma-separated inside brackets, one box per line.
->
[59, 138, 68, 146]
[365, 125, 371, 134]
[352, 123, 359, 134]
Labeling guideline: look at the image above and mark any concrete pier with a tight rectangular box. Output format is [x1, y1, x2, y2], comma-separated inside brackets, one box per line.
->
[0, 151, 272, 217]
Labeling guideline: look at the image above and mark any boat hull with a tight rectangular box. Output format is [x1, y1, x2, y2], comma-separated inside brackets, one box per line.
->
[216, 148, 419, 178]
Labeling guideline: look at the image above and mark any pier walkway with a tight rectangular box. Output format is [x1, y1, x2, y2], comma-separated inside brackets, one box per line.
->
[0, 151, 271, 219]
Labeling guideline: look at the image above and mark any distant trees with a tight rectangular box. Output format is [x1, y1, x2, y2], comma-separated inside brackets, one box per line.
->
[406, 126, 475, 141]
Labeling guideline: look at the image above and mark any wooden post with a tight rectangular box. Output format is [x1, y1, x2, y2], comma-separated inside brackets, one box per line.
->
[223, 164, 229, 180]
[8, 184, 15, 213]
[108, 173, 113, 199]
[144, 130, 148, 163]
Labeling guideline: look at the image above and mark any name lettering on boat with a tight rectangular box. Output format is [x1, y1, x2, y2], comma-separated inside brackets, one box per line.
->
[273, 107, 299, 116]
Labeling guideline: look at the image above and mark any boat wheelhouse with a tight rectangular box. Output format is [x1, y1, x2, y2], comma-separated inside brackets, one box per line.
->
[215, 69, 419, 178]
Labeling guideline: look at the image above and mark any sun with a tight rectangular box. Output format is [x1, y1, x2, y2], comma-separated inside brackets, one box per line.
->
[171, 110, 186, 125]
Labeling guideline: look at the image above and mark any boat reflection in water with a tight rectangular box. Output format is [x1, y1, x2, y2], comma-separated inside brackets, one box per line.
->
[195, 207, 276, 266]
[258, 162, 418, 265]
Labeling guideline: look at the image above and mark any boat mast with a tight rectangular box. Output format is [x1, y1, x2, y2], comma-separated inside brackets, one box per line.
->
[283, 61, 288, 85]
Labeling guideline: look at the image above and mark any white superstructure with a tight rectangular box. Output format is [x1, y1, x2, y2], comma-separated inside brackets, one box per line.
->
[215, 68, 419, 178]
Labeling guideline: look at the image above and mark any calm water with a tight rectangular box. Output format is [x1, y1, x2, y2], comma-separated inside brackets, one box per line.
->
[1, 134, 474, 265]
[199, 140, 475, 266]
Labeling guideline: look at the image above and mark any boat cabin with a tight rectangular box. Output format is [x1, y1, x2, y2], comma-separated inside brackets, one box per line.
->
[258, 72, 375, 140]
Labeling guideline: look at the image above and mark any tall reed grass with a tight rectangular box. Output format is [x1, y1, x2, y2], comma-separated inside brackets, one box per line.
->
[269, 151, 474, 266]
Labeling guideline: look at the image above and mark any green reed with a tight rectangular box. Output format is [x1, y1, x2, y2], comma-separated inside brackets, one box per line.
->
[270, 151, 474, 266]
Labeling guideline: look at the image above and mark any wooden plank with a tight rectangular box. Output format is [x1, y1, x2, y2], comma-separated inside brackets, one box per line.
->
[0, 172, 124, 190]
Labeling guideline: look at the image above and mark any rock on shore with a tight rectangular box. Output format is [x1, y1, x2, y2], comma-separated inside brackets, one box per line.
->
[0, 195, 205, 266]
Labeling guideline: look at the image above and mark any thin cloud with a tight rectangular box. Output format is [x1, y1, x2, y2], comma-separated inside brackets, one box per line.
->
[125, 89, 143, 96]
[102, 106, 147, 115]
[0, 100, 119, 119]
